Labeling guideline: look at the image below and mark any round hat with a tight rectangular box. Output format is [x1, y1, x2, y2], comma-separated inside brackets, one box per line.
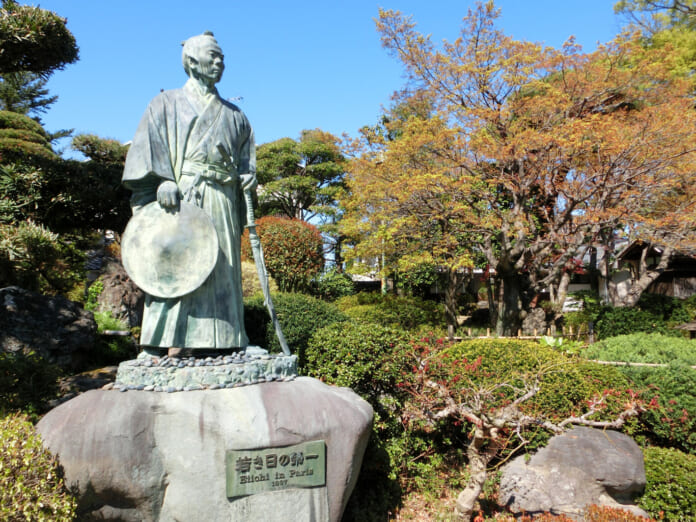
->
[121, 201, 219, 298]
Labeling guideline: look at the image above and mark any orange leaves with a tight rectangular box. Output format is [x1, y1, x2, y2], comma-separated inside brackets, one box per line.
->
[346, 1, 696, 323]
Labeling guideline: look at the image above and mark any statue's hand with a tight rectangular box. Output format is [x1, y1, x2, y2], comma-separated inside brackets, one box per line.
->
[157, 180, 179, 209]
[240, 174, 257, 192]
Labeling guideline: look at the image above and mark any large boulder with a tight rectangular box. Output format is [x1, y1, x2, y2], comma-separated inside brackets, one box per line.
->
[500, 427, 648, 520]
[37, 377, 373, 522]
[0, 286, 96, 369]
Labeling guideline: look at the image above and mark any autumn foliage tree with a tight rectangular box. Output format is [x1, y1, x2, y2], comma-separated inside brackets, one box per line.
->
[342, 1, 696, 334]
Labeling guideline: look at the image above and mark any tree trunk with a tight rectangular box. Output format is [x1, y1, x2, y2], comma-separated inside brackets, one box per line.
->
[455, 426, 503, 520]
[444, 268, 465, 339]
[486, 276, 497, 330]
[614, 245, 673, 307]
[495, 271, 524, 336]
[548, 270, 571, 325]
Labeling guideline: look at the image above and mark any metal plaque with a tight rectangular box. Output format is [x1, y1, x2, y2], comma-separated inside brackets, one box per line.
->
[226, 440, 326, 498]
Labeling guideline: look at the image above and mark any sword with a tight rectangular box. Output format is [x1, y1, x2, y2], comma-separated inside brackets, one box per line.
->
[216, 143, 290, 355]
[243, 189, 291, 355]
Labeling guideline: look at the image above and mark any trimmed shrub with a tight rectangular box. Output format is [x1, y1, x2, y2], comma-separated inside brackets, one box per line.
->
[439, 339, 631, 424]
[583, 333, 696, 365]
[315, 268, 354, 301]
[240, 260, 278, 298]
[582, 333, 696, 453]
[335, 293, 446, 331]
[0, 2, 78, 75]
[305, 321, 417, 521]
[0, 413, 77, 521]
[0, 111, 49, 136]
[639, 446, 696, 520]
[594, 306, 673, 339]
[241, 216, 323, 293]
[620, 363, 696, 453]
[0, 111, 54, 164]
[244, 293, 347, 365]
[304, 321, 414, 407]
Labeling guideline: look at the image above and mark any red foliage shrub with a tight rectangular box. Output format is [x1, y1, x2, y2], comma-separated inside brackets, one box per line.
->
[242, 216, 323, 292]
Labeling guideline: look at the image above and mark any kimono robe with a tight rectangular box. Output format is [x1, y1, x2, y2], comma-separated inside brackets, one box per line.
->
[122, 79, 255, 349]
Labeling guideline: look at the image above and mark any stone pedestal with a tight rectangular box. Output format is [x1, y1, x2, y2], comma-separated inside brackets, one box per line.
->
[37, 377, 373, 521]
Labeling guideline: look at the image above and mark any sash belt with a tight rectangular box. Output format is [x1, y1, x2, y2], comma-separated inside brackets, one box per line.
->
[181, 159, 235, 185]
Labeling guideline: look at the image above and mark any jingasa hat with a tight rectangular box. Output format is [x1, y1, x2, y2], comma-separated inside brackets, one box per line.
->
[121, 201, 219, 298]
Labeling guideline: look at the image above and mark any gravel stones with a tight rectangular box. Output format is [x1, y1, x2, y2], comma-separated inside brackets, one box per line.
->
[113, 350, 297, 392]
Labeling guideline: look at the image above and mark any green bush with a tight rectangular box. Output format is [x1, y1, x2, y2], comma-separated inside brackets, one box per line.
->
[639, 446, 696, 520]
[335, 293, 446, 331]
[0, 413, 77, 521]
[314, 268, 354, 301]
[0, 352, 61, 415]
[0, 221, 84, 295]
[305, 322, 419, 521]
[0, 162, 44, 224]
[244, 293, 347, 365]
[440, 339, 630, 424]
[0, 111, 54, 164]
[620, 363, 696, 453]
[583, 333, 696, 365]
[395, 261, 440, 298]
[594, 306, 673, 339]
[637, 293, 693, 325]
[304, 321, 414, 408]
[584, 335, 696, 453]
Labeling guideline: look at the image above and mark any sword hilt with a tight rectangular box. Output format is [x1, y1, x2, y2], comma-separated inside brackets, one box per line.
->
[243, 189, 256, 228]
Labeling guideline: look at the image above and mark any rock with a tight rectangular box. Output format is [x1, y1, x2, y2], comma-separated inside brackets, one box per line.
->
[500, 427, 649, 520]
[95, 256, 144, 328]
[0, 286, 97, 369]
[37, 377, 373, 522]
[534, 426, 646, 500]
[522, 306, 547, 335]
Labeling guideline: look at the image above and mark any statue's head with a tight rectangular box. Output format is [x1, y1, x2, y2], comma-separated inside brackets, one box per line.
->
[182, 31, 224, 85]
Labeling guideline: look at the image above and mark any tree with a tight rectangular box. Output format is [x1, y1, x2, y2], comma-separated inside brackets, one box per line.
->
[256, 129, 347, 268]
[256, 129, 346, 221]
[343, 2, 696, 335]
[615, 0, 696, 32]
[0, 1, 78, 77]
[0, 71, 57, 118]
[343, 107, 477, 331]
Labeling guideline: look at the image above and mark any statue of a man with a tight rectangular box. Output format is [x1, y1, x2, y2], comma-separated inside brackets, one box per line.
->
[122, 32, 255, 352]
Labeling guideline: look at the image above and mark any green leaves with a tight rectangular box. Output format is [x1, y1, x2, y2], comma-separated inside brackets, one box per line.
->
[256, 129, 345, 221]
[0, 2, 78, 76]
[640, 446, 696, 519]
[0, 413, 77, 520]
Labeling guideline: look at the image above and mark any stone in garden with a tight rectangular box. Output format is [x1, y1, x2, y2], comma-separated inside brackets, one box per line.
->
[94, 255, 144, 328]
[37, 377, 373, 522]
[499, 426, 648, 520]
[0, 286, 96, 369]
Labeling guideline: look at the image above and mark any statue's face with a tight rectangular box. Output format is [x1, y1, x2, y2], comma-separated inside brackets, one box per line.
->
[189, 40, 225, 84]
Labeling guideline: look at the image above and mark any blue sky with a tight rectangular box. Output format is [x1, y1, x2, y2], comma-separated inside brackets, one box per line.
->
[34, 1, 624, 156]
